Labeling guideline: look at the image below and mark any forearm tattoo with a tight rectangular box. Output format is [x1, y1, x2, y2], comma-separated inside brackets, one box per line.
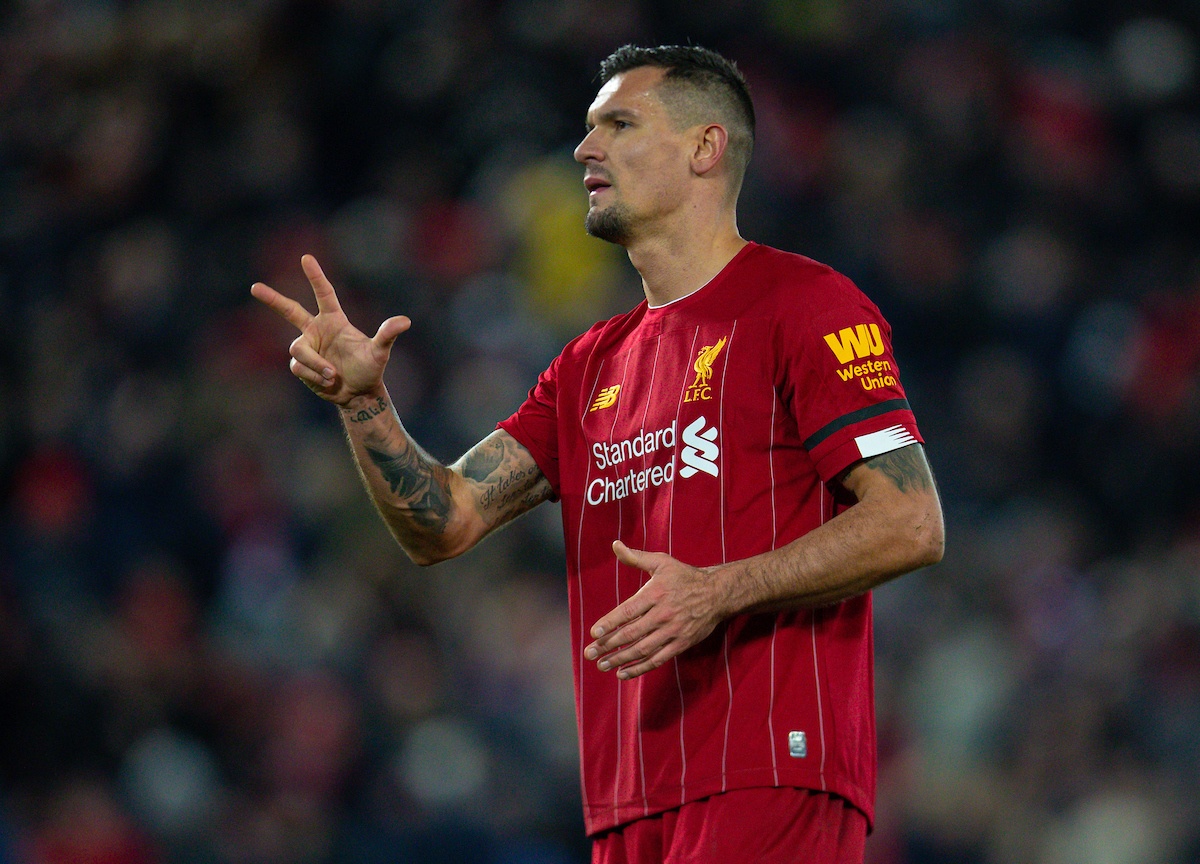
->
[365, 443, 454, 532]
[344, 396, 389, 423]
[863, 444, 933, 493]
[462, 438, 503, 481]
[458, 434, 552, 528]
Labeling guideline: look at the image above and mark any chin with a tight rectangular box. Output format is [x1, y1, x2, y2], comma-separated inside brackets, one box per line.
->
[585, 205, 632, 245]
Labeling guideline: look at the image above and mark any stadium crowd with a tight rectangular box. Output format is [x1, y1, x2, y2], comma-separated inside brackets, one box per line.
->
[1, 1, 1198, 862]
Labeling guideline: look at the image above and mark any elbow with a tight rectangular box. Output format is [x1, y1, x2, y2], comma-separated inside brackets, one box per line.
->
[394, 533, 454, 567]
[910, 504, 945, 569]
[398, 530, 475, 567]
[405, 548, 447, 567]
[919, 523, 945, 568]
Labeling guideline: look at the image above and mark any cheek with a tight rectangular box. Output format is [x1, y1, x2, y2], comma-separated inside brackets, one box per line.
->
[628, 151, 688, 197]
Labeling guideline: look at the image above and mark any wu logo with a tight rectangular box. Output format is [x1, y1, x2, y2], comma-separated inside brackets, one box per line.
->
[684, 336, 727, 403]
[590, 384, 621, 412]
[679, 416, 719, 478]
[823, 324, 884, 364]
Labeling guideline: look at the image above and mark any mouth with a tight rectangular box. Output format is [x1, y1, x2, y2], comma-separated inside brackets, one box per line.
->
[584, 175, 612, 194]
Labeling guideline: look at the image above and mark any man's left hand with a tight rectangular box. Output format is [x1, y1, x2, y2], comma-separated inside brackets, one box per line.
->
[584, 541, 726, 680]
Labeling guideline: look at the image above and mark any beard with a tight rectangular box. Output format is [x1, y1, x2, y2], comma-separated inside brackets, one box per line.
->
[585, 201, 633, 245]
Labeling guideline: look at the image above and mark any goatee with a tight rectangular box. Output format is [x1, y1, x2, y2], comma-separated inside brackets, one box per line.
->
[585, 204, 631, 245]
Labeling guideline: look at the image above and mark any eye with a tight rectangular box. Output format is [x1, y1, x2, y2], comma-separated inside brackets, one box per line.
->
[613, 120, 629, 130]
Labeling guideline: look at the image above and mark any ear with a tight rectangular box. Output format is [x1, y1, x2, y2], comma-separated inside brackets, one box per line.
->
[691, 123, 729, 177]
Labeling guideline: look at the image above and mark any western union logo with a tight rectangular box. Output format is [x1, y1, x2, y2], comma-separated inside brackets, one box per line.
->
[823, 324, 884, 364]
[684, 337, 727, 403]
[590, 384, 621, 412]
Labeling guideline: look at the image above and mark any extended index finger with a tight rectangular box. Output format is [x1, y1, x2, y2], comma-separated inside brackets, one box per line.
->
[301, 254, 342, 315]
[250, 281, 313, 330]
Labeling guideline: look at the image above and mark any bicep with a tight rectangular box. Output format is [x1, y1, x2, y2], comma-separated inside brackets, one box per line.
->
[836, 442, 944, 561]
[838, 442, 937, 500]
[451, 429, 553, 535]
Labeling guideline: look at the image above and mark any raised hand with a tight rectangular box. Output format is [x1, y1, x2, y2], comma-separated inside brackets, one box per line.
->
[250, 254, 410, 406]
[583, 541, 726, 680]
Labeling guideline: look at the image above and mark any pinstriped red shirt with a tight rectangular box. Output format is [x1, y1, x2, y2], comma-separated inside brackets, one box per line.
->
[498, 243, 923, 836]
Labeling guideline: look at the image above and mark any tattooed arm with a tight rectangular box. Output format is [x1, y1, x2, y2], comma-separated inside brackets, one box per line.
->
[582, 443, 944, 680]
[250, 255, 551, 565]
[721, 442, 945, 612]
[341, 393, 552, 564]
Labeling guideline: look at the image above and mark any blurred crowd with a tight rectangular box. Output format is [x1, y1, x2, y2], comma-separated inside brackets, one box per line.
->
[1, 1, 1199, 862]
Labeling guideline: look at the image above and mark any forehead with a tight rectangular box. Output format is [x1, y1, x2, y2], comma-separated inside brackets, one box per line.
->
[586, 66, 669, 123]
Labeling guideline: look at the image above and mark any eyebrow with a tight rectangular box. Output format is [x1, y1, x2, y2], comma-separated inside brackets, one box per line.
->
[585, 108, 638, 132]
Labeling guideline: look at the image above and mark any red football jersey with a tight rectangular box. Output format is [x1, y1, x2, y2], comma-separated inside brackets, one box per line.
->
[498, 242, 923, 836]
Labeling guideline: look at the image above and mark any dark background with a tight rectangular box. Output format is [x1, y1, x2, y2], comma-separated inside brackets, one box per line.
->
[1, 1, 1198, 862]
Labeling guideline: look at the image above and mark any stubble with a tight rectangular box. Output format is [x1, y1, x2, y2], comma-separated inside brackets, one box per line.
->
[585, 201, 633, 245]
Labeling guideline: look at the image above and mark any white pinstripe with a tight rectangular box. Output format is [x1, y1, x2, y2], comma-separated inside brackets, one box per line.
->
[721, 629, 733, 792]
[635, 335, 662, 816]
[667, 327, 700, 558]
[575, 355, 609, 815]
[717, 322, 737, 789]
[668, 326, 701, 804]
[608, 355, 630, 818]
[812, 486, 828, 788]
[717, 321, 736, 562]
[767, 378, 779, 784]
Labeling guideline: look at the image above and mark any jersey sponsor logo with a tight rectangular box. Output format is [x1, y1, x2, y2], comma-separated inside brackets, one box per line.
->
[824, 324, 898, 391]
[684, 337, 727, 403]
[854, 424, 916, 458]
[836, 359, 898, 391]
[593, 422, 675, 470]
[584, 415, 718, 506]
[590, 384, 621, 412]
[679, 416, 719, 478]
[823, 323, 884, 364]
[588, 422, 676, 505]
[587, 459, 675, 505]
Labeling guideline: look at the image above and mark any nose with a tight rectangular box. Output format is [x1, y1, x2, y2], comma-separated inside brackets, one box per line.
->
[574, 127, 603, 164]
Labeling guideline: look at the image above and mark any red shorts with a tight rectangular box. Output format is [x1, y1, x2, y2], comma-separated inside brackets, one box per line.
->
[591, 787, 867, 864]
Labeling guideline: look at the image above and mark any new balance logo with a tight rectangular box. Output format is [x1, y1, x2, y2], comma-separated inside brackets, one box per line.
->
[823, 324, 884, 364]
[590, 385, 621, 412]
[679, 416, 719, 478]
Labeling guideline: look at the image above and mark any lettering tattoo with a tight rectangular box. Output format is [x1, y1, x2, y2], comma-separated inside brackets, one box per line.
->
[457, 432, 552, 529]
[365, 443, 454, 532]
[344, 396, 389, 424]
[863, 444, 932, 494]
[479, 467, 529, 511]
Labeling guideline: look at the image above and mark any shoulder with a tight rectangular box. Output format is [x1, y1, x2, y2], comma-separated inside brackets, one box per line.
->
[742, 244, 874, 315]
[556, 303, 648, 367]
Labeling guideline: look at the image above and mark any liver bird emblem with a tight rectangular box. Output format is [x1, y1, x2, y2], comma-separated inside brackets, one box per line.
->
[691, 336, 727, 389]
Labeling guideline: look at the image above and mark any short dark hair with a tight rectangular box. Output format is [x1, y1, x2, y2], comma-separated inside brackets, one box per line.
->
[598, 44, 755, 185]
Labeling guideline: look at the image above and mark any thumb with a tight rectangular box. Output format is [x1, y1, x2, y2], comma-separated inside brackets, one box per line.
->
[373, 316, 411, 352]
[612, 540, 664, 573]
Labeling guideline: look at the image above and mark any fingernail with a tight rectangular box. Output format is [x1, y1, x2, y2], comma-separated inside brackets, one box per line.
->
[592, 626, 604, 638]
[323, 368, 334, 379]
[598, 661, 610, 671]
[584, 647, 597, 660]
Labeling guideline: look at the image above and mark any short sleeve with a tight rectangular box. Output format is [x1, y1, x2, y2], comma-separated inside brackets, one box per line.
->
[778, 273, 923, 483]
[497, 354, 562, 499]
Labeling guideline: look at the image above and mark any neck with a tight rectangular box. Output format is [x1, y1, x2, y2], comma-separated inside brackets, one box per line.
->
[626, 209, 748, 308]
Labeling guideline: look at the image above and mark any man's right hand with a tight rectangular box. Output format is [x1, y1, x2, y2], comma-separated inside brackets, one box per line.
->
[250, 254, 410, 407]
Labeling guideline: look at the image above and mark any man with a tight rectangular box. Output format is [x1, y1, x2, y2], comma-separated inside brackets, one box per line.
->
[252, 44, 943, 864]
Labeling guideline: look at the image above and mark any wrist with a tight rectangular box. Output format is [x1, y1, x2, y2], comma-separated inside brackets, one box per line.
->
[339, 387, 391, 421]
[706, 561, 746, 620]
